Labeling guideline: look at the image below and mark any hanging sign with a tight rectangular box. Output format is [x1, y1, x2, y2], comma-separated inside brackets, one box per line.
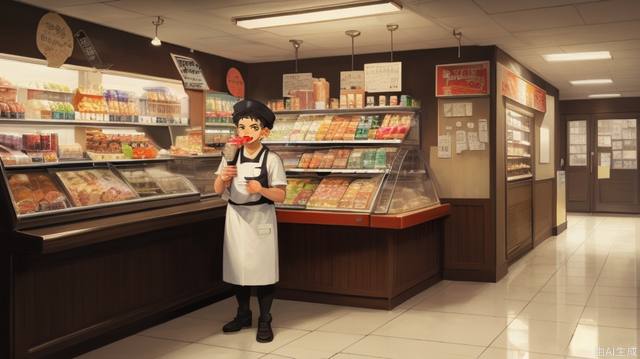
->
[436, 61, 489, 97]
[501, 65, 546, 112]
[364, 62, 402, 93]
[282, 73, 313, 97]
[340, 71, 365, 90]
[36, 12, 74, 68]
[226, 67, 245, 98]
[170, 53, 210, 90]
[74, 30, 110, 69]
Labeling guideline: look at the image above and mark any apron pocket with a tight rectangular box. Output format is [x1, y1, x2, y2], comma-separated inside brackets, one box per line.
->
[256, 224, 273, 238]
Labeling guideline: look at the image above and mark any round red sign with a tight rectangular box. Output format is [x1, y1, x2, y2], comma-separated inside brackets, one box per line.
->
[226, 67, 245, 98]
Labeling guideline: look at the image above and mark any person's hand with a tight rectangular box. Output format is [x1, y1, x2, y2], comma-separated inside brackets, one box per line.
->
[246, 180, 263, 194]
[220, 166, 237, 182]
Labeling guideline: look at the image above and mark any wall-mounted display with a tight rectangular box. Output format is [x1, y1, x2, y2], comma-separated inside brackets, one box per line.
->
[506, 108, 533, 181]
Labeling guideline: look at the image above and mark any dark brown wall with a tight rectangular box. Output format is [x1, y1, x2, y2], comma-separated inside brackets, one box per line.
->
[0, 1, 247, 93]
[247, 46, 496, 152]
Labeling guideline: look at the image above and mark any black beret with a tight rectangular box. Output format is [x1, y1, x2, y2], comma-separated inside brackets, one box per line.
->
[232, 99, 275, 129]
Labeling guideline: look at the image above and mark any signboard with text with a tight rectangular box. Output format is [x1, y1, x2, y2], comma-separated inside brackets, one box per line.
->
[170, 53, 209, 90]
[36, 12, 73, 68]
[501, 65, 546, 113]
[436, 61, 489, 97]
[364, 62, 402, 93]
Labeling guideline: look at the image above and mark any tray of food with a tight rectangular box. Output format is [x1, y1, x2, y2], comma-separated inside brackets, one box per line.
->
[55, 168, 138, 207]
[306, 177, 352, 209]
[7, 172, 70, 215]
[282, 178, 320, 207]
[145, 168, 198, 195]
[117, 168, 164, 197]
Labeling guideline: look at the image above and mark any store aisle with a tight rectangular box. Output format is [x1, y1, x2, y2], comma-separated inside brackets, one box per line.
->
[78, 214, 639, 359]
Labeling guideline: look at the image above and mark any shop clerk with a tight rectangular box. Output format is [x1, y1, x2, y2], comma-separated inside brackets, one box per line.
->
[213, 99, 286, 343]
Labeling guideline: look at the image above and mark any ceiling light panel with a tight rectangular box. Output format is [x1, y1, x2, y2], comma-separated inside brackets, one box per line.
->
[588, 93, 621, 98]
[234, 1, 402, 29]
[570, 79, 614, 85]
[543, 51, 612, 62]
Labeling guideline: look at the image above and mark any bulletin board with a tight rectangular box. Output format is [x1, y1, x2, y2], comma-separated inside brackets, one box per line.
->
[430, 97, 491, 198]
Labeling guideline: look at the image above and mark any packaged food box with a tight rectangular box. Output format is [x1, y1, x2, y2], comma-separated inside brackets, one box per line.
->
[342, 116, 360, 140]
[304, 116, 324, 141]
[297, 152, 314, 168]
[278, 151, 303, 169]
[337, 180, 363, 208]
[307, 177, 352, 208]
[355, 116, 372, 140]
[324, 116, 344, 141]
[7, 172, 70, 214]
[331, 116, 350, 140]
[362, 149, 377, 169]
[332, 148, 352, 168]
[308, 151, 325, 169]
[289, 116, 313, 141]
[315, 116, 334, 141]
[374, 148, 388, 169]
[318, 149, 337, 168]
[293, 181, 319, 205]
[368, 115, 383, 139]
[283, 179, 306, 204]
[352, 178, 379, 209]
[347, 149, 365, 169]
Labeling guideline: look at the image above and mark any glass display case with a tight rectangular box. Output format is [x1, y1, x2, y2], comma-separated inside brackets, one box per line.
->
[506, 107, 533, 181]
[267, 108, 439, 215]
[204, 91, 238, 149]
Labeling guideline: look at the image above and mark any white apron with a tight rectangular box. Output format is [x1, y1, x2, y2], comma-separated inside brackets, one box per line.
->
[223, 148, 279, 285]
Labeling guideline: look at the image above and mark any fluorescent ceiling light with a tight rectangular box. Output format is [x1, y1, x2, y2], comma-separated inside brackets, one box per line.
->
[234, 1, 402, 29]
[543, 51, 611, 62]
[588, 93, 621, 98]
[570, 79, 613, 85]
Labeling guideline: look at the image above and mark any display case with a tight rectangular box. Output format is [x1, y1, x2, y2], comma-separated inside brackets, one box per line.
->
[267, 108, 439, 215]
[506, 107, 533, 181]
[204, 91, 238, 149]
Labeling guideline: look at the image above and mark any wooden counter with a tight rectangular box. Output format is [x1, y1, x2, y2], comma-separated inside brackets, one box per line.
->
[276, 204, 450, 309]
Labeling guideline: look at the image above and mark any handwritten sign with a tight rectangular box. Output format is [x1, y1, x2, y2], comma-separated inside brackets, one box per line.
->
[170, 53, 209, 90]
[364, 62, 402, 93]
[501, 65, 546, 112]
[282, 73, 313, 97]
[226, 67, 245, 98]
[36, 12, 73, 68]
[74, 30, 110, 69]
[436, 61, 489, 97]
[340, 71, 365, 90]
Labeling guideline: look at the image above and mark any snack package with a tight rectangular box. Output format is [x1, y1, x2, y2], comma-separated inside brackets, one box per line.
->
[283, 179, 306, 204]
[324, 116, 343, 141]
[342, 116, 360, 140]
[354, 116, 372, 140]
[368, 115, 383, 139]
[331, 116, 350, 140]
[297, 152, 314, 169]
[304, 116, 324, 141]
[332, 148, 352, 168]
[293, 181, 319, 205]
[308, 151, 325, 169]
[318, 149, 337, 168]
[347, 149, 365, 169]
[315, 116, 333, 141]
[362, 149, 377, 169]
[374, 148, 388, 169]
[307, 177, 352, 208]
[337, 180, 363, 208]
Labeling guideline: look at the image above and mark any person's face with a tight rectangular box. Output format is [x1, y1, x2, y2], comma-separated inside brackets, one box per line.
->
[237, 117, 270, 143]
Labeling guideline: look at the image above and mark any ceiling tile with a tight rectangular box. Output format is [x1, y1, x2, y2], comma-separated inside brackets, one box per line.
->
[408, 0, 485, 18]
[513, 21, 640, 47]
[491, 6, 584, 32]
[473, 0, 596, 14]
[576, 0, 640, 24]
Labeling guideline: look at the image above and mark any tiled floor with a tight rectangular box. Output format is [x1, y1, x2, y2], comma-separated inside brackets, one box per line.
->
[79, 214, 640, 358]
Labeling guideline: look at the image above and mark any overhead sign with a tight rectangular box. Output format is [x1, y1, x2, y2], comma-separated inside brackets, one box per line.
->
[282, 73, 313, 97]
[436, 61, 489, 97]
[501, 65, 546, 113]
[74, 30, 110, 70]
[170, 53, 210, 90]
[226, 67, 245, 98]
[364, 62, 402, 93]
[36, 12, 73, 68]
[340, 71, 365, 90]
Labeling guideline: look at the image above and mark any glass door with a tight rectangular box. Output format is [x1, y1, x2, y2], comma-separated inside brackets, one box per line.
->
[593, 118, 639, 212]
[566, 118, 591, 212]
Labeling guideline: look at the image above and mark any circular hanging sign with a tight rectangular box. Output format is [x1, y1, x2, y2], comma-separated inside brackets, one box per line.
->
[36, 12, 74, 68]
[226, 67, 245, 98]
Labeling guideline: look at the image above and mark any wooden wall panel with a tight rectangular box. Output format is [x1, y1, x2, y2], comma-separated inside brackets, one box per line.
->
[392, 221, 441, 296]
[442, 199, 495, 282]
[506, 181, 533, 260]
[534, 179, 554, 246]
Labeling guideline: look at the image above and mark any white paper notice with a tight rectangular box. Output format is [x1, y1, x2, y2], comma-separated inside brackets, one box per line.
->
[598, 135, 612, 147]
[282, 73, 313, 97]
[468, 132, 482, 151]
[540, 127, 550, 164]
[456, 130, 467, 154]
[364, 62, 402, 93]
[170, 53, 210, 90]
[478, 119, 488, 143]
[600, 152, 611, 167]
[613, 140, 623, 150]
[438, 135, 452, 158]
[623, 150, 637, 160]
[443, 103, 454, 117]
[467, 121, 475, 129]
[340, 71, 365, 90]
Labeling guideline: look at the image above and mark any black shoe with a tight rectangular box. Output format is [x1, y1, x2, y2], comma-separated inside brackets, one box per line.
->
[256, 314, 273, 343]
[222, 310, 252, 333]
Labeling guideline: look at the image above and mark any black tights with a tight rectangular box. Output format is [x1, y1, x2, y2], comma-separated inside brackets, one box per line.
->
[234, 284, 275, 318]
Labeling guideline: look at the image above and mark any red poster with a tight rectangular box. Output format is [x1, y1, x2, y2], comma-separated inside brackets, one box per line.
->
[436, 61, 489, 97]
[226, 67, 245, 98]
[501, 66, 546, 113]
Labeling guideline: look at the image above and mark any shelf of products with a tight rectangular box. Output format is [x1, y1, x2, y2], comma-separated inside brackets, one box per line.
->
[506, 108, 533, 181]
[268, 109, 439, 215]
[205, 91, 238, 125]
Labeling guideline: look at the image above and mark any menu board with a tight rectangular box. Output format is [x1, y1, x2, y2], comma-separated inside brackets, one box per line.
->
[170, 53, 210, 90]
[56, 169, 138, 207]
[282, 73, 313, 97]
[364, 62, 402, 93]
[599, 119, 637, 170]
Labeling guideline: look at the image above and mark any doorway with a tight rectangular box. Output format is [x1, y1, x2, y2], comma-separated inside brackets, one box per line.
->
[566, 115, 639, 213]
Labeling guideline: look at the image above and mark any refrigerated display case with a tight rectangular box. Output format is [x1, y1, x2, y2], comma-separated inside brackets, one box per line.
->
[203, 91, 238, 149]
[506, 107, 533, 181]
[266, 108, 439, 216]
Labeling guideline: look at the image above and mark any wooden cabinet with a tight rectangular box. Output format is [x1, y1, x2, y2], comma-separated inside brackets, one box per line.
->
[506, 180, 533, 260]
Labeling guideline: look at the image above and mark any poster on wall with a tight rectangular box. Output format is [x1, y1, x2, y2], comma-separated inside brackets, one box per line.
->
[226, 67, 245, 98]
[364, 62, 402, 93]
[340, 71, 365, 90]
[36, 12, 74, 68]
[282, 73, 313, 97]
[436, 61, 489, 97]
[501, 65, 546, 113]
[170, 53, 209, 90]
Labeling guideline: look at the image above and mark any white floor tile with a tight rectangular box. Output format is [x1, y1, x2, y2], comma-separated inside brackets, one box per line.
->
[516, 302, 584, 324]
[478, 347, 568, 359]
[140, 316, 224, 343]
[490, 319, 576, 355]
[343, 335, 484, 359]
[566, 324, 639, 358]
[78, 335, 189, 359]
[198, 327, 308, 354]
[579, 306, 639, 329]
[272, 331, 363, 359]
[315, 308, 404, 335]
[158, 343, 263, 359]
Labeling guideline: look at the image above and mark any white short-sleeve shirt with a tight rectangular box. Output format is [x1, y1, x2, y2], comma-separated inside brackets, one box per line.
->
[215, 146, 287, 199]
